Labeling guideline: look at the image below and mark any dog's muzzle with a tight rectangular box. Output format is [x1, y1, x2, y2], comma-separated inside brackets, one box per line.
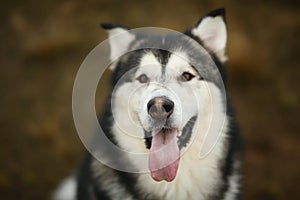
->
[146, 96, 179, 182]
[147, 96, 174, 119]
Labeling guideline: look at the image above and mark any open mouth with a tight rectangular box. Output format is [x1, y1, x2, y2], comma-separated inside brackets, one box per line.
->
[144, 116, 197, 182]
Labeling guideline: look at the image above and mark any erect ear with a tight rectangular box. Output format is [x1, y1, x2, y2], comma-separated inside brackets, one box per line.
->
[190, 8, 227, 63]
[101, 23, 135, 70]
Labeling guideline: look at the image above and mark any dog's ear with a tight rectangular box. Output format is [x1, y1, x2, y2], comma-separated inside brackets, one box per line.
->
[189, 8, 227, 63]
[101, 23, 135, 70]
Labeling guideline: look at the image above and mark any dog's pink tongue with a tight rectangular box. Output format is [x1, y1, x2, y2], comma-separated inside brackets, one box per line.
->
[149, 129, 179, 182]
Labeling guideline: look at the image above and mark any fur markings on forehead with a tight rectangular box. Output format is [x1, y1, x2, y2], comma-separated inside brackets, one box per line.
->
[138, 52, 162, 76]
[166, 52, 193, 73]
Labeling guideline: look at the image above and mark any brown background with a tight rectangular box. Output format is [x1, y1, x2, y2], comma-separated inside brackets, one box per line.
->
[1, 0, 299, 199]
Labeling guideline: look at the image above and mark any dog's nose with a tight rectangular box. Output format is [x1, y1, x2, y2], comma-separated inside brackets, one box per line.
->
[147, 96, 174, 119]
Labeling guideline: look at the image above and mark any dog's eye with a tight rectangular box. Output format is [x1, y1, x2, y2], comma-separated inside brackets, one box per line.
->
[181, 72, 195, 81]
[137, 74, 149, 83]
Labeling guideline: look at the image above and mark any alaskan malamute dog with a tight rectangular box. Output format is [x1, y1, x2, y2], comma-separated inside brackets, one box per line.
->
[54, 8, 243, 200]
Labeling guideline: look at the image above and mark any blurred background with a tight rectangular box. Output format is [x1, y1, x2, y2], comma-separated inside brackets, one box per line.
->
[0, 0, 299, 199]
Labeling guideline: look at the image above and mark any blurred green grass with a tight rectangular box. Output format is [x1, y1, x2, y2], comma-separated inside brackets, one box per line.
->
[0, 0, 299, 199]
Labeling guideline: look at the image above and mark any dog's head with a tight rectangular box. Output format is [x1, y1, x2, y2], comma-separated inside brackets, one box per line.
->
[103, 8, 227, 182]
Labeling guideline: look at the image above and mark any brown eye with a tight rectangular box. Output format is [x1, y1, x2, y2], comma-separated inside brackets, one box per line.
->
[182, 72, 195, 81]
[137, 74, 149, 83]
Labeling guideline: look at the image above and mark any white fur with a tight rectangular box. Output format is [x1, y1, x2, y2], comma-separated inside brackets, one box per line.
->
[192, 16, 227, 62]
[52, 176, 77, 200]
[137, 52, 163, 83]
[166, 52, 191, 73]
[106, 27, 135, 70]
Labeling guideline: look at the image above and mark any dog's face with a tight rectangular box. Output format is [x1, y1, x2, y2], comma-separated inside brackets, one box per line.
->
[105, 8, 227, 182]
[136, 52, 199, 131]
[118, 50, 201, 131]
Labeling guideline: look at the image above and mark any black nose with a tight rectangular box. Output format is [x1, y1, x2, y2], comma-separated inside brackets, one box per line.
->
[147, 96, 174, 119]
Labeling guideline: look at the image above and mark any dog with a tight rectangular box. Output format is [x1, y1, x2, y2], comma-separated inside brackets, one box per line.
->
[54, 8, 243, 200]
